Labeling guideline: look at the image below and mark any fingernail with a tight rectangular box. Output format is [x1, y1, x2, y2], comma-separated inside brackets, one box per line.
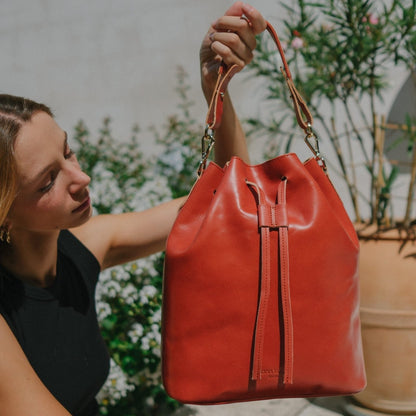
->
[209, 32, 215, 42]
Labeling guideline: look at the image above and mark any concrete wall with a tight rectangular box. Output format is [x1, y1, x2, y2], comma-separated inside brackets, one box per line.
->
[1, 0, 285, 154]
[1, 1, 412, 218]
[1, 1, 408, 144]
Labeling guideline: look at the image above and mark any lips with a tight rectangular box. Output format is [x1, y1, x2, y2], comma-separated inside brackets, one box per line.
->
[72, 195, 91, 213]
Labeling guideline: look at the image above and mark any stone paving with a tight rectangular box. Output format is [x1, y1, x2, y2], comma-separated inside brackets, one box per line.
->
[175, 396, 355, 416]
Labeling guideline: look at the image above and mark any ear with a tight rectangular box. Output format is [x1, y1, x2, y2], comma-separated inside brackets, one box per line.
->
[1, 219, 12, 232]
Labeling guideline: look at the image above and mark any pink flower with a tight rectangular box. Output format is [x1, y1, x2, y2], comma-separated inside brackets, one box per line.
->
[368, 14, 379, 25]
[291, 37, 304, 50]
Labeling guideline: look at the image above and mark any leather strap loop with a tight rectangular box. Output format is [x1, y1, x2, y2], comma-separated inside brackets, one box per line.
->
[206, 63, 242, 130]
[258, 204, 288, 228]
[285, 77, 313, 132]
[205, 21, 313, 134]
[277, 179, 293, 384]
[246, 178, 293, 384]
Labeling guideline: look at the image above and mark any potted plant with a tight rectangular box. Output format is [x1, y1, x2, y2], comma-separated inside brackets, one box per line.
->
[247, 0, 416, 413]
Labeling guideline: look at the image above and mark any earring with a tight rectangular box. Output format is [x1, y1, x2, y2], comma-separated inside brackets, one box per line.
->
[0, 228, 11, 244]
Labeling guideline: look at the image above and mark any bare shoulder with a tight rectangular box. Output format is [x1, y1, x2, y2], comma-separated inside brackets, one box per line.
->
[0, 315, 71, 415]
[70, 214, 115, 268]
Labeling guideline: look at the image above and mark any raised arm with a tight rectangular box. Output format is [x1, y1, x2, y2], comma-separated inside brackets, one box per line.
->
[200, 2, 266, 166]
[72, 4, 266, 269]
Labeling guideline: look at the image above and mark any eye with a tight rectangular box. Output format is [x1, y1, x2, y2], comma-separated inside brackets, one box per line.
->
[39, 172, 57, 193]
[64, 144, 75, 160]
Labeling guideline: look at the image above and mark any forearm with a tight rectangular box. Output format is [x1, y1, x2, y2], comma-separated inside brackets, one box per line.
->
[72, 196, 187, 270]
[211, 91, 250, 166]
[198, 2, 267, 167]
[201, 75, 250, 166]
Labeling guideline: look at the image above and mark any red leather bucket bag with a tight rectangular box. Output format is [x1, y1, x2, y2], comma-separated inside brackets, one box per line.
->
[162, 22, 366, 405]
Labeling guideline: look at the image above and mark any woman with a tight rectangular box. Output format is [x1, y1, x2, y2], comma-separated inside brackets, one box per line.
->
[0, 3, 266, 415]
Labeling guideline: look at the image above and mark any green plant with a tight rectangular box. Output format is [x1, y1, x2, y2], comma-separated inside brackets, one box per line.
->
[71, 68, 201, 415]
[247, 0, 416, 231]
[153, 66, 202, 198]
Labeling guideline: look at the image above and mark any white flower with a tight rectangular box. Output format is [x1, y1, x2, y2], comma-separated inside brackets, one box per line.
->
[134, 254, 161, 278]
[140, 323, 161, 355]
[117, 269, 131, 282]
[128, 322, 144, 344]
[141, 334, 151, 350]
[98, 268, 113, 284]
[138, 285, 157, 304]
[104, 280, 122, 298]
[97, 359, 135, 406]
[145, 396, 155, 408]
[152, 346, 161, 357]
[151, 308, 162, 324]
[96, 300, 112, 321]
[126, 173, 172, 212]
[138, 363, 162, 385]
[159, 146, 185, 171]
[151, 324, 161, 348]
[89, 162, 123, 209]
[121, 283, 139, 305]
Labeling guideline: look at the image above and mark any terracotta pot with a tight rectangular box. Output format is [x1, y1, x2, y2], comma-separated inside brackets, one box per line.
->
[355, 227, 416, 414]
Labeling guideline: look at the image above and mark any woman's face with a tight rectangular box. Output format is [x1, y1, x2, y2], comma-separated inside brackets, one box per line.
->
[8, 111, 92, 233]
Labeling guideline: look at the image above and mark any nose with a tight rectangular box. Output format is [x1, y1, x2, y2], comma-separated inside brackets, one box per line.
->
[67, 161, 91, 196]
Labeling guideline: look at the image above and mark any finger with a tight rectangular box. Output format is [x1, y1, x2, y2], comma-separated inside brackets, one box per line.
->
[209, 31, 253, 66]
[223, 1, 246, 17]
[222, 2, 267, 35]
[213, 16, 257, 51]
[210, 40, 246, 69]
[241, 3, 267, 34]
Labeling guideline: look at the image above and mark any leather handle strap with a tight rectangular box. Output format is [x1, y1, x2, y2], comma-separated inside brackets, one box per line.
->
[205, 21, 313, 133]
[205, 62, 242, 131]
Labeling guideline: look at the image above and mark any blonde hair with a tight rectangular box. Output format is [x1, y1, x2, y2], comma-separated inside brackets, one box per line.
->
[0, 94, 53, 226]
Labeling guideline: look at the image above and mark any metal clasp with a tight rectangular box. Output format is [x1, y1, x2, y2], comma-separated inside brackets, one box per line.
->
[197, 126, 215, 176]
[304, 124, 327, 172]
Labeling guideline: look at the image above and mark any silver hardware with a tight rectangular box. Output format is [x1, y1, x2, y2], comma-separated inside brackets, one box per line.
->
[304, 124, 327, 172]
[197, 126, 215, 176]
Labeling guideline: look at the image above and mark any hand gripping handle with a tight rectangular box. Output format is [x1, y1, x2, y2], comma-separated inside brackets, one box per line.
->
[205, 21, 313, 133]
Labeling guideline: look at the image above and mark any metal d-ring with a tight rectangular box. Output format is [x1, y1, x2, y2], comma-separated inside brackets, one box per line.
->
[197, 126, 215, 176]
[304, 124, 327, 172]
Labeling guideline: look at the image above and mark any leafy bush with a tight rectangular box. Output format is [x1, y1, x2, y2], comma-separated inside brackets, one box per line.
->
[72, 68, 202, 415]
[247, 0, 416, 230]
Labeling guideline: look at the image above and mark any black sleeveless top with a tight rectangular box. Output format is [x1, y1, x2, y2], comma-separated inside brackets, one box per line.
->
[0, 230, 110, 416]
